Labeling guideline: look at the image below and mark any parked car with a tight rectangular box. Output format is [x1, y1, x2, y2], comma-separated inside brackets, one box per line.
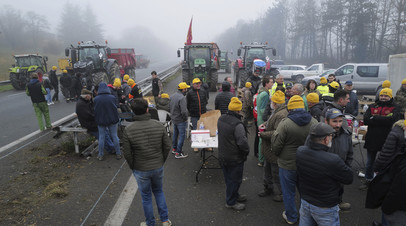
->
[278, 65, 307, 80]
[291, 63, 329, 83]
[301, 69, 336, 86]
[271, 59, 285, 69]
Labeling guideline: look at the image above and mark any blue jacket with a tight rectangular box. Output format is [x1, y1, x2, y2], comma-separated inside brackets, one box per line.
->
[346, 91, 359, 116]
[94, 83, 119, 126]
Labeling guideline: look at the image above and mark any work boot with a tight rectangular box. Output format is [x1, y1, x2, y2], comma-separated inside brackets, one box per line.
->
[225, 202, 245, 211]
[339, 201, 351, 210]
[359, 180, 370, 191]
[258, 186, 273, 197]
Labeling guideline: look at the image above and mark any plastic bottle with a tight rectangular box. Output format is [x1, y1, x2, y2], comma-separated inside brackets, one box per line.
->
[199, 122, 205, 130]
[353, 120, 359, 139]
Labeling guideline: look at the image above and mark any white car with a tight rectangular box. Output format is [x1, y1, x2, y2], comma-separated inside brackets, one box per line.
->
[277, 65, 307, 79]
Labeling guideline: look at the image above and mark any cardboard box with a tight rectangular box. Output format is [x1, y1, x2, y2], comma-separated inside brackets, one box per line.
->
[191, 130, 211, 142]
[197, 110, 221, 137]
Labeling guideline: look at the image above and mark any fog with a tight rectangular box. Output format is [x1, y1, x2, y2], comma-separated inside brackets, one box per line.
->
[0, 0, 274, 61]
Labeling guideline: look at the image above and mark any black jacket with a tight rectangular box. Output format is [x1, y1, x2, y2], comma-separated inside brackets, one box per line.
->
[26, 79, 46, 103]
[215, 82, 234, 115]
[218, 111, 249, 165]
[59, 73, 72, 88]
[76, 96, 98, 132]
[246, 75, 261, 95]
[186, 87, 208, 117]
[43, 78, 53, 90]
[297, 140, 353, 208]
[345, 91, 359, 116]
[309, 102, 324, 122]
[49, 70, 59, 87]
[374, 120, 406, 173]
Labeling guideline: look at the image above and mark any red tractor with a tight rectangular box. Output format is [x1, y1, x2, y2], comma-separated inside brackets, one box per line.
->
[234, 42, 277, 87]
[135, 54, 150, 69]
[107, 48, 136, 78]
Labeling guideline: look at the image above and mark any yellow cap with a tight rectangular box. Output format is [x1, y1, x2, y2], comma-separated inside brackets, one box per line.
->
[307, 93, 320, 103]
[402, 79, 406, 85]
[287, 95, 305, 110]
[320, 77, 327, 84]
[404, 120, 406, 127]
[128, 79, 135, 86]
[123, 74, 130, 81]
[228, 97, 242, 111]
[380, 88, 393, 98]
[329, 81, 339, 89]
[178, 82, 191, 90]
[271, 90, 285, 104]
[113, 78, 121, 88]
[63, 69, 67, 73]
[382, 80, 391, 88]
[245, 82, 252, 88]
[52, 66, 57, 70]
[192, 78, 201, 84]
[161, 93, 169, 99]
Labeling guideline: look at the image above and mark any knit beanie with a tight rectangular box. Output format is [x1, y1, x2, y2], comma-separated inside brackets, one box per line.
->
[271, 90, 285, 104]
[287, 95, 305, 110]
[402, 79, 406, 85]
[127, 79, 135, 86]
[306, 93, 319, 103]
[380, 88, 393, 98]
[228, 97, 242, 111]
[161, 93, 169, 99]
[320, 77, 327, 84]
[382, 80, 391, 88]
[113, 78, 121, 88]
[123, 74, 130, 81]
[245, 82, 252, 88]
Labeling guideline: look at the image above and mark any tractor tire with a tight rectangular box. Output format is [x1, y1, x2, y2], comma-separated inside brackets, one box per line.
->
[210, 70, 218, 92]
[182, 69, 191, 84]
[295, 74, 304, 83]
[9, 73, 26, 90]
[108, 63, 120, 84]
[238, 70, 248, 88]
[92, 71, 109, 86]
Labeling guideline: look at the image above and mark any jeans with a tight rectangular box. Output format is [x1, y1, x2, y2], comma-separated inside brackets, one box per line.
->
[221, 161, 244, 205]
[133, 167, 169, 226]
[172, 121, 187, 154]
[98, 123, 121, 157]
[299, 199, 340, 226]
[191, 116, 199, 130]
[45, 88, 52, 103]
[89, 130, 115, 152]
[279, 167, 298, 222]
[365, 149, 378, 180]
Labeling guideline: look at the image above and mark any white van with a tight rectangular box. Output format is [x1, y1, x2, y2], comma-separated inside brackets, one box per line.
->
[334, 63, 388, 94]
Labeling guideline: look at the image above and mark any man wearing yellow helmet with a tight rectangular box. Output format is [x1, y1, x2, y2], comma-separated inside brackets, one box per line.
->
[49, 66, 59, 103]
[59, 69, 73, 102]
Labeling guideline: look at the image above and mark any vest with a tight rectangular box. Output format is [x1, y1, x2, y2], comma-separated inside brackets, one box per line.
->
[317, 85, 329, 95]
[152, 78, 160, 96]
[218, 112, 247, 164]
[271, 82, 286, 96]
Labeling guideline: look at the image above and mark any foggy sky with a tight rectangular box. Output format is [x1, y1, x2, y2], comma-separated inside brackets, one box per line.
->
[2, 0, 274, 49]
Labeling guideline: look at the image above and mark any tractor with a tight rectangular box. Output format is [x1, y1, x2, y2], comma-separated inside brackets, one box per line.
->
[8, 54, 48, 90]
[219, 51, 232, 73]
[234, 42, 278, 87]
[177, 43, 221, 92]
[65, 41, 120, 88]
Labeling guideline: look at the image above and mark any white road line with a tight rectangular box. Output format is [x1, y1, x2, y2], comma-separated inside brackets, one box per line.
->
[104, 175, 138, 226]
[7, 92, 25, 98]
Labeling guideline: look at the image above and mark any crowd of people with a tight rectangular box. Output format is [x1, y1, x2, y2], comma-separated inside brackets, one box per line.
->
[25, 66, 406, 225]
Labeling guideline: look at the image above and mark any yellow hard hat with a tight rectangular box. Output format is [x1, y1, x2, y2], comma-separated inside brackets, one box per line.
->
[192, 78, 201, 84]
[178, 82, 191, 90]
[123, 74, 130, 81]
[63, 69, 68, 73]
[127, 79, 135, 86]
[329, 81, 339, 89]
[161, 93, 170, 99]
[52, 66, 57, 70]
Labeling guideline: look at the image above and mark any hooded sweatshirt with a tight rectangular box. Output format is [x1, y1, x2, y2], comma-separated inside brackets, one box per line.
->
[94, 83, 119, 126]
[215, 82, 234, 114]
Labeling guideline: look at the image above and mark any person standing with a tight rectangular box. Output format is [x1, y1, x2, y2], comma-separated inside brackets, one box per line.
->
[343, 80, 359, 117]
[271, 74, 286, 96]
[170, 82, 190, 159]
[220, 77, 236, 95]
[304, 79, 320, 96]
[316, 77, 329, 95]
[26, 73, 52, 131]
[151, 71, 163, 104]
[121, 74, 131, 98]
[186, 78, 208, 130]
[122, 98, 172, 226]
[360, 88, 402, 190]
[43, 77, 54, 105]
[307, 93, 323, 122]
[246, 70, 262, 95]
[297, 123, 353, 226]
[218, 97, 250, 211]
[272, 95, 317, 224]
[60, 69, 73, 102]
[320, 89, 350, 123]
[375, 80, 391, 101]
[258, 90, 287, 202]
[291, 83, 309, 111]
[93, 82, 122, 161]
[215, 81, 234, 115]
[242, 82, 254, 127]
[128, 79, 143, 99]
[394, 79, 406, 114]
[49, 66, 59, 103]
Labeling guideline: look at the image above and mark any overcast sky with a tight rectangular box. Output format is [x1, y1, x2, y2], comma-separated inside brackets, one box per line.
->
[3, 0, 275, 49]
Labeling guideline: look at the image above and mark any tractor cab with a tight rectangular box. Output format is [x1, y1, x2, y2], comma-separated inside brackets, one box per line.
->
[69, 41, 111, 74]
[9, 54, 48, 90]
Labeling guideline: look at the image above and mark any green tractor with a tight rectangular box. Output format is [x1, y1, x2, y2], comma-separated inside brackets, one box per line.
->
[8, 54, 48, 90]
[177, 43, 221, 91]
[219, 51, 231, 73]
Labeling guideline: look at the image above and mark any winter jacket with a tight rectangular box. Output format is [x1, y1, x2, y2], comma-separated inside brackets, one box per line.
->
[364, 99, 402, 151]
[242, 87, 253, 111]
[320, 101, 346, 123]
[59, 73, 72, 89]
[309, 101, 324, 122]
[94, 83, 119, 126]
[122, 113, 171, 171]
[49, 70, 59, 88]
[121, 81, 131, 97]
[26, 79, 46, 103]
[76, 96, 98, 132]
[169, 90, 188, 124]
[366, 151, 406, 214]
[152, 77, 163, 97]
[345, 91, 359, 116]
[260, 104, 288, 164]
[156, 97, 170, 112]
[186, 87, 208, 117]
[129, 83, 143, 99]
[43, 78, 53, 90]
[246, 75, 261, 95]
[272, 109, 318, 170]
[297, 140, 353, 208]
[394, 87, 406, 112]
[215, 82, 234, 115]
[374, 120, 406, 173]
[218, 111, 249, 165]
[256, 87, 270, 125]
[108, 85, 121, 106]
[328, 127, 353, 166]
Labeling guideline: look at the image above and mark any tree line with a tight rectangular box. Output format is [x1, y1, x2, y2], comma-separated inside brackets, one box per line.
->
[216, 0, 406, 68]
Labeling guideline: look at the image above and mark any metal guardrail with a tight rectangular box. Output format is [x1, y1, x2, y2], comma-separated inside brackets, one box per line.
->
[0, 80, 11, 85]
[137, 63, 181, 95]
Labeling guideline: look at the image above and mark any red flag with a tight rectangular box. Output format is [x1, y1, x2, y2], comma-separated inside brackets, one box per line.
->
[186, 17, 193, 45]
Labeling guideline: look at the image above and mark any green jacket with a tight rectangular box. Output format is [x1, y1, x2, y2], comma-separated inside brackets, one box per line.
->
[257, 87, 270, 125]
[122, 113, 171, 171]
[272, 111, 317, 170]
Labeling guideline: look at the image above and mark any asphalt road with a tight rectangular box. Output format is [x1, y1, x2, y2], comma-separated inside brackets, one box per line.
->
[0, 69, 382, 225]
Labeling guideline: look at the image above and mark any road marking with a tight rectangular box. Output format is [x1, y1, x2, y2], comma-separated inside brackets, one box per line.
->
[104, 175, 138, 226]
[0, 131, 51, 160]
[7, 92, 25, 98]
